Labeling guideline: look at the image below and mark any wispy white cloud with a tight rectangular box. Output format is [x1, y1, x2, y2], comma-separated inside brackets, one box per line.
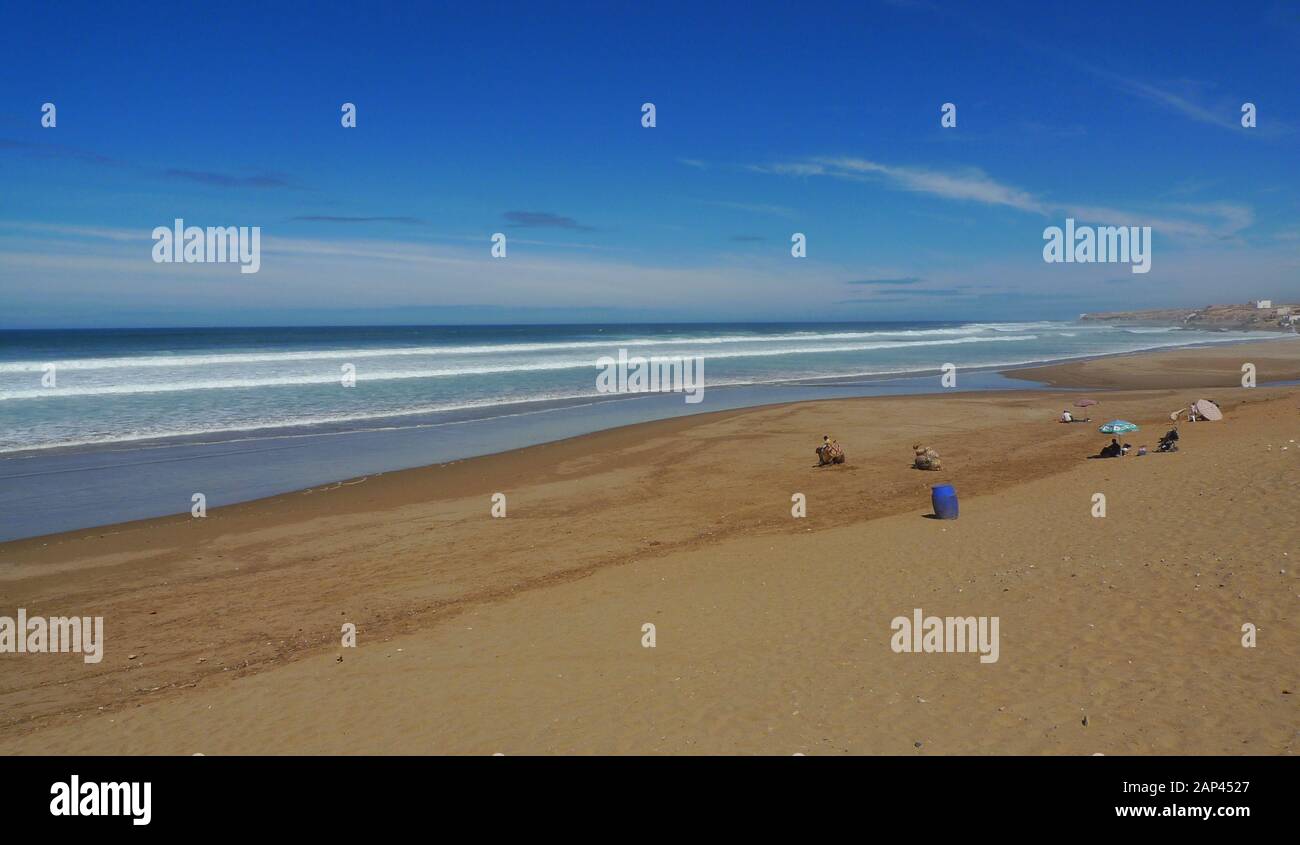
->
[690, 198, 797, 218]
[882, 2, 1288, 136]
[1089, 68, 1240, 129]
[753, 155, 1254, 242]
[1069, 64, 1295, 137]
[816, 157, 1047, 213]
[1048, 54, 1292, 136]
[0, 221, 152, 241]
[748, 162, 827, 177]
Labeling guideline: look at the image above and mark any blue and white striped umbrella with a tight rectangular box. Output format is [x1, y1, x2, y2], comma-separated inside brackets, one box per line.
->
[1099, 420, 1139, 434]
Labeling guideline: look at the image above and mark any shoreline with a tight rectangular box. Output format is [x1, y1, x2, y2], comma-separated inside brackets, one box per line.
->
[1004, 335, 1300, 389]
[3, 331, 1293, 461]
[1, 372, 1295, 752]
[4, 336, 1298, 543]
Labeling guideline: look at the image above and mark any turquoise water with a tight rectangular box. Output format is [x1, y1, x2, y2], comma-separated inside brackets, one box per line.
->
[0, 321, 1269, 454]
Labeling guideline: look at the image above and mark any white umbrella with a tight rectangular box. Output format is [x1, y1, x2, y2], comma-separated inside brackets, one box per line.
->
[1194, 399, 1223, 421]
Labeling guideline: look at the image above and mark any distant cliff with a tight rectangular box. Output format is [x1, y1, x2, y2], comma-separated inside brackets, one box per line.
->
[1080, 302, 1298, 332]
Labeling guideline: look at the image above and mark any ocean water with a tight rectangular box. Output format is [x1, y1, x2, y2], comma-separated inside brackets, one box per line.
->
[0, 321, 1270, 455]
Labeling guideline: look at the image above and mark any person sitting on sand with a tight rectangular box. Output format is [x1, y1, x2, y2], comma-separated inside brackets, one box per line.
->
[1098, 438, 1122, 458]
[816, 435, 845, 466]
[1060, 409, 1073, 423]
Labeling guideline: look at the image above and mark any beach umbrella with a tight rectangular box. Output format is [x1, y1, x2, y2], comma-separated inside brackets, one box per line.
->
[1099, 420, 1139, 434]
[1194, 399, 1223, 421]
[1074, 398, 1098, 408]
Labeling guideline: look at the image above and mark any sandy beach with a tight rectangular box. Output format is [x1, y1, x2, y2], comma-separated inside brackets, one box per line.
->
[1, 340, 1296, 755]
[1007, 336, 1300, 389]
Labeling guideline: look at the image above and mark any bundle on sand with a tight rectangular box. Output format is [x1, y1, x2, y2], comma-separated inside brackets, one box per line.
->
[817, 441, 846, 466]
[913, 443, 941, 471]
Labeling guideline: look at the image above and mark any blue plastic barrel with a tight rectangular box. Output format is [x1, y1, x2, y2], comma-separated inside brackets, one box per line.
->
[931, 484, 959, 519]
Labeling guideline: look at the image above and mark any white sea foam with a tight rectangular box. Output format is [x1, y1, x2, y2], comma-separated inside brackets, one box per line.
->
[0, 324, 1054, 372]
[0, 335, 1039, 400]
[2, 325, 1284, 454]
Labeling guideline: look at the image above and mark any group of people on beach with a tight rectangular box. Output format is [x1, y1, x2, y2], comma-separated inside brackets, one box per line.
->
[1095, 427, 1180, 457]
[1055, 397, 1198, 459]
[1091, 425, 1181, 459]
[813, 391, 1205, 469]
[1097, 438, 1137, 458]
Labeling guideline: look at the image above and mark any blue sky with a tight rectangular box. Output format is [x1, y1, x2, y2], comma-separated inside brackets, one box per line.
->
[1, 0, 1297, 327]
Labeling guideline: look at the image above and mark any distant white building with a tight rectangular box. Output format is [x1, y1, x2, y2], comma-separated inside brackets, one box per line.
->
[1254, 299, 1272, 309]
[1276, 306, 1292, 315]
